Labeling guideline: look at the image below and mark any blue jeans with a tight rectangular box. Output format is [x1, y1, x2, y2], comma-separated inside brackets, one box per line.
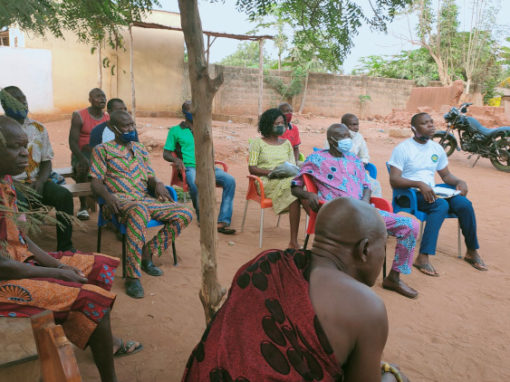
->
[185, 167, 236, 225]
[416, 193, 479, 255]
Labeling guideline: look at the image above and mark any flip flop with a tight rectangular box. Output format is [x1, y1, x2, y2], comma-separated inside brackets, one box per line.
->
[464, 256, 488, 271]
[413, 263, 439, 277]
[217, 226, 236, 235]
[114, 340, 143, 357]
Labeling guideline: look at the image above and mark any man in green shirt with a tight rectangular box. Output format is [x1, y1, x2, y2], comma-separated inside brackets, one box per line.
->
[163, 101, 236, 234]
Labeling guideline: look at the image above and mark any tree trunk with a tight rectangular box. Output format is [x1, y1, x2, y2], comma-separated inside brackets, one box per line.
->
[128, 24, 136, 123]
[298, 71, 309, 114]
[178, 0, 225, 324]
[97, 43, 102, 89]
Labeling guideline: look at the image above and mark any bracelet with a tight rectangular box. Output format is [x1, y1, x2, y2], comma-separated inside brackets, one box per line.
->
[381, 362, 403, 382]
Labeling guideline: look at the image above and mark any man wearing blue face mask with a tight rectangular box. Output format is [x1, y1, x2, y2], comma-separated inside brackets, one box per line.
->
[163, 101, 236, 235]
[292, 124, 420, 298]
[0, 86, 75, 252]
[90, 111, 193, 298]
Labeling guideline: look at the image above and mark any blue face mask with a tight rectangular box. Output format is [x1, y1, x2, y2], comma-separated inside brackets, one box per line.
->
[5, 106, 28, 120]
[113, 125, 137, 143]
[121, 130, 137, 142]
[184, 111, 193, 123]
[336, 138, 352, 153]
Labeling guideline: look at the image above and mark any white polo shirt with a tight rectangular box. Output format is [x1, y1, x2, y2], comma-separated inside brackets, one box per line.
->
[388, 138, 448, 187]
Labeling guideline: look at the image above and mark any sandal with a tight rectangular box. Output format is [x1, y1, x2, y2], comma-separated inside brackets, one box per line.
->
[464, 256, 488, 271]
[114, 340, 143, 357]
[217, 226, 236, 235]
[413, 263, 439, 277]
[77, 209, 90, 221]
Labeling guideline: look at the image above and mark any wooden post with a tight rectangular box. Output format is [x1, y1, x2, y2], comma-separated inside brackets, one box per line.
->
[206, 34, 210, 66]
[258, 39, 264, 116]
[97, 43, 102, 89]
[178, 0, 226, 324]
[129, 24, 136, 123]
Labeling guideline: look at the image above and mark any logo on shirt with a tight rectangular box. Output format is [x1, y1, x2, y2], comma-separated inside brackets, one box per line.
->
[431, 154, 439, 163]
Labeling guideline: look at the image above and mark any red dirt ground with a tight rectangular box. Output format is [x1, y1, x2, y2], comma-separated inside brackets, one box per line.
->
[33, 115, 510, 382]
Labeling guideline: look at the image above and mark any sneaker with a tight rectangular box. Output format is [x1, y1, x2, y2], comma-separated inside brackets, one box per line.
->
[77, 209, 90, 220]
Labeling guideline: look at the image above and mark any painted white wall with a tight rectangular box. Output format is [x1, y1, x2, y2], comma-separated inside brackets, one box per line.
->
[8, 28, 25, 48]
[0, 47, 53, 112]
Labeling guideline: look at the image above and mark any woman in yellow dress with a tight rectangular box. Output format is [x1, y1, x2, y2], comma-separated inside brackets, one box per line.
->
[249, 108, 303, 249]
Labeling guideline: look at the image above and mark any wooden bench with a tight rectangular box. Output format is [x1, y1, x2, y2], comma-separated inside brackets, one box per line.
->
[54, 167, 74, 179]
[62, 182, 96, 212]
[0, 317, 40, 381]
[31, 311, 81, 382]
[54, 168, 96, 212]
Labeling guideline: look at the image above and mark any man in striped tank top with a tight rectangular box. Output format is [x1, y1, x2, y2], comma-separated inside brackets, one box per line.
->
[69, 88, 109, 220]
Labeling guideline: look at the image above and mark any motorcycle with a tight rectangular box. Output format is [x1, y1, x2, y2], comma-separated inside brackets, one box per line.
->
[433, 103, 510, 172]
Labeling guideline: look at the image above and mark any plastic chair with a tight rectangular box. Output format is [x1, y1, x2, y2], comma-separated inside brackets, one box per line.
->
[241, 175, 283, 248]
[301, 174, 393, 277]
[96, 186, 179, 278]
[385, 163, 461, 258]
[364, 162, 378, 179]
[169, 152, 228, 201]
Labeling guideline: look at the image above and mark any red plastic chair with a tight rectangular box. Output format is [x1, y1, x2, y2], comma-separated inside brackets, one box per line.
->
[169, 152, 228, 201]
[240, 175, 277, 248]
[301, 173, 393, 277]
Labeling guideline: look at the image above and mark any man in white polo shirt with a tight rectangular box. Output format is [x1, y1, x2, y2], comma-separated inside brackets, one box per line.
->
[388, 112, 487, 276]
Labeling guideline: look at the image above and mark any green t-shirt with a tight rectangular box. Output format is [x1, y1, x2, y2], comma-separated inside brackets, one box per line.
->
[164, 124, 196, 167]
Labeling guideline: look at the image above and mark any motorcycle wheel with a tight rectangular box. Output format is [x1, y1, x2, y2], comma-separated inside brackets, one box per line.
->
[490, 133, 510, 172]
[432, 132, 457, 156]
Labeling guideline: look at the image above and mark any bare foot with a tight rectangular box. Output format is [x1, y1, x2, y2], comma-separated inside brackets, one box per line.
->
[288, 241, 300, 249]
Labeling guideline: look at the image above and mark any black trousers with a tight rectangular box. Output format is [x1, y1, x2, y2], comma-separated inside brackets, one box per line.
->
[15, 180, 74, 251]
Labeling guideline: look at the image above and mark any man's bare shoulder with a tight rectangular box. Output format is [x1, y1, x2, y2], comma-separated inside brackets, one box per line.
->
[310, 265, 387, 328]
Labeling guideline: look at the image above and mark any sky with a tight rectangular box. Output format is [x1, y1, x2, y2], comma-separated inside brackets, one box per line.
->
[156, 0, 510, 73]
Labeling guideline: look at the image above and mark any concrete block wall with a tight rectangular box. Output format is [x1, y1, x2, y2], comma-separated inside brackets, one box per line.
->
[208, 66, 440, 118]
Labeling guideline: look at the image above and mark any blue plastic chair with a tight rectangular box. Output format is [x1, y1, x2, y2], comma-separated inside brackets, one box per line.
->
[364, 162, 377, 179]
[96, 186, 179, 278]
[386, 163, 461, 258]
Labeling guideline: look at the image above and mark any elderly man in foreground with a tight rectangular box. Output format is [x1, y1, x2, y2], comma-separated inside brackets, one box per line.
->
[182, 197, 408, 382]
[90, 111, 193, 299]
[0, 116, 142, 382]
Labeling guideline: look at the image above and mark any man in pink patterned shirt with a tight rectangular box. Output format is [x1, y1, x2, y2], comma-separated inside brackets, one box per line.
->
[292, 123, 419, 298]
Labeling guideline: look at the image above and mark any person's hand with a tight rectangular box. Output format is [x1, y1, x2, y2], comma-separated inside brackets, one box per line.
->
[31, 179, 45, 194]
[104, 193, 122, 215]
[154, 182, 174, 202]
[59, 264, 86, 279]
[76, 157, 90, 175]
[53, 268, 88, 283]
[173, 158, 185, 173]
[306, 193, 321, 213]
[418, 182, 436, 203]
[456, 180, 468, 196]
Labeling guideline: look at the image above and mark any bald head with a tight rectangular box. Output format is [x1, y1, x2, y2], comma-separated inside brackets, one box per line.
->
[327, 123, 349, 140]
[0, 116, 29, 176]
[88, 88, 106, 110]
[109, 110, 131, 127]
[312, 197, 387, 286]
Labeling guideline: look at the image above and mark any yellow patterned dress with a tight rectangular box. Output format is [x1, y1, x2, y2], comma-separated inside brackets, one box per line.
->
[249, 138, 297, 214]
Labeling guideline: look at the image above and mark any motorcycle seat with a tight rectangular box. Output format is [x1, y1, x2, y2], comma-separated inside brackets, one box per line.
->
[466, 116, 510, 137]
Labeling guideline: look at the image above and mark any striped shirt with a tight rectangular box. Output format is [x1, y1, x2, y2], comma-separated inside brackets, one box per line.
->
[90, 141, 155, 200]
